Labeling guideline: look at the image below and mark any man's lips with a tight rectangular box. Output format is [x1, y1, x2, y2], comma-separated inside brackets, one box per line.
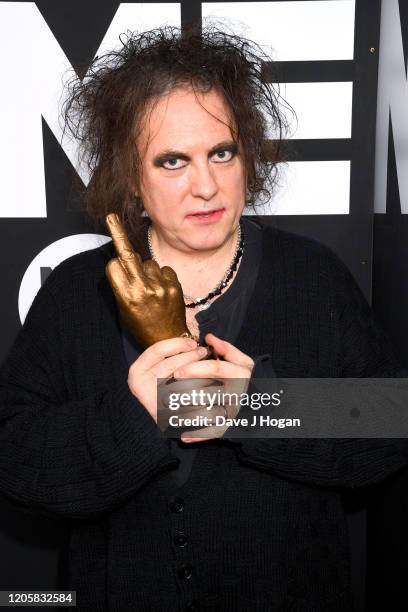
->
[186, 208, 225, 216]
[185, 208, 226, 224]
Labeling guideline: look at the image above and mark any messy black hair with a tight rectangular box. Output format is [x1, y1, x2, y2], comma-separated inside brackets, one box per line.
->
[63, 25, 291, 240]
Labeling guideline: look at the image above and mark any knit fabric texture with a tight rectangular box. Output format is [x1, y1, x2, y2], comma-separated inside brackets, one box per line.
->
[0, 224, 407, 611]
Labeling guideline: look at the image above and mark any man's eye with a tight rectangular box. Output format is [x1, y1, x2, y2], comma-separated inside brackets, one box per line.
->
[162, 158, 186, 170]
[212, 149, 234, 163]
[160, 149, 235, 169]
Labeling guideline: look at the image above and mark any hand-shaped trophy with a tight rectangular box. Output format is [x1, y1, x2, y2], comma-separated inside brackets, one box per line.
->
[105, 213, 197, 350]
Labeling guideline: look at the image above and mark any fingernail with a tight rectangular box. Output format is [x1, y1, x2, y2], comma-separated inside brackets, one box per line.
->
[198, 347, 207, 356]
[187, 339, 197, 348]
[174, 369, 184, 377]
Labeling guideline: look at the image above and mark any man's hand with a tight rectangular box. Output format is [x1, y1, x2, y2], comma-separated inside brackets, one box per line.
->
[169, 333, 255, 443]
[128, 337, 209, 421]
[105, 213, 192, 349]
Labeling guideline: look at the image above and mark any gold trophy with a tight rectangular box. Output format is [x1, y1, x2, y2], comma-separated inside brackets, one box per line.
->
[105, 213, 196, 350]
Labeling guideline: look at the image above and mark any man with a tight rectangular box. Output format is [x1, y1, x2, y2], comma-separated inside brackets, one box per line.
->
[0, 26, 407, 611]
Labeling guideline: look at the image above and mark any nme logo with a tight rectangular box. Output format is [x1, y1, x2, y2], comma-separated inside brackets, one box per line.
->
[1, 1, 407, 217]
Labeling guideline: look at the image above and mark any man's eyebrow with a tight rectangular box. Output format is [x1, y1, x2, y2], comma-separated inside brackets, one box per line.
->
[152, 140, 238, 166]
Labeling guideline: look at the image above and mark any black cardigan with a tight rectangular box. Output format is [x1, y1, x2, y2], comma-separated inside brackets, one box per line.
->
[0, 224, 406, 611]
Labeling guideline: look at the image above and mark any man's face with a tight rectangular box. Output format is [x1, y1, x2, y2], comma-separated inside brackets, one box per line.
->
[136, 86, 246, 253]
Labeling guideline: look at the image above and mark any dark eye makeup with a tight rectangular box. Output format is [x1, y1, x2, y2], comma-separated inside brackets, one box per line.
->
[153, 142, 239, 170]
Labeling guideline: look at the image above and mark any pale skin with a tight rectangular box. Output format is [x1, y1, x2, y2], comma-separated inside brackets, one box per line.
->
[111, 85, 255, 442]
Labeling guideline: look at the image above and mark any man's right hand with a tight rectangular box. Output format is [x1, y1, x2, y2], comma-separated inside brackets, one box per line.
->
[127, 336, 210, 422]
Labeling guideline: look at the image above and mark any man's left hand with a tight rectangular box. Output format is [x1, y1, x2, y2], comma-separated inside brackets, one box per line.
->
[172, 332, 254, 443]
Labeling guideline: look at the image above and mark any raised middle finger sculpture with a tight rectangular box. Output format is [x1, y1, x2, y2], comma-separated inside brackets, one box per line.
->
[105, 213, 194, 350]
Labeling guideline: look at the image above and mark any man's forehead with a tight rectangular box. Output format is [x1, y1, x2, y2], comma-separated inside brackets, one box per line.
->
[141, 86, 236, 152]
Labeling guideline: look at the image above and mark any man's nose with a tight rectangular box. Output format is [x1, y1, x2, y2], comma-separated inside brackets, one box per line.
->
[190, 161, 218, 200]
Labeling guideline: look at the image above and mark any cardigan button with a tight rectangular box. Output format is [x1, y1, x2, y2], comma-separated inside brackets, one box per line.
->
[173, 532, 188, 547]
[168, 496, 184, 513]
[185, 601, 200, 611]
[177, 563, 193, 579]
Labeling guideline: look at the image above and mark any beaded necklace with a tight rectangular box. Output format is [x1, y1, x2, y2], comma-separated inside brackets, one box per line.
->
[147, 221, 245, 311]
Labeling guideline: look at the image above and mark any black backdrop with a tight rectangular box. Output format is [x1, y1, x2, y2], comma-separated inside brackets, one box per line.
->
[0, 1, 407, 610]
